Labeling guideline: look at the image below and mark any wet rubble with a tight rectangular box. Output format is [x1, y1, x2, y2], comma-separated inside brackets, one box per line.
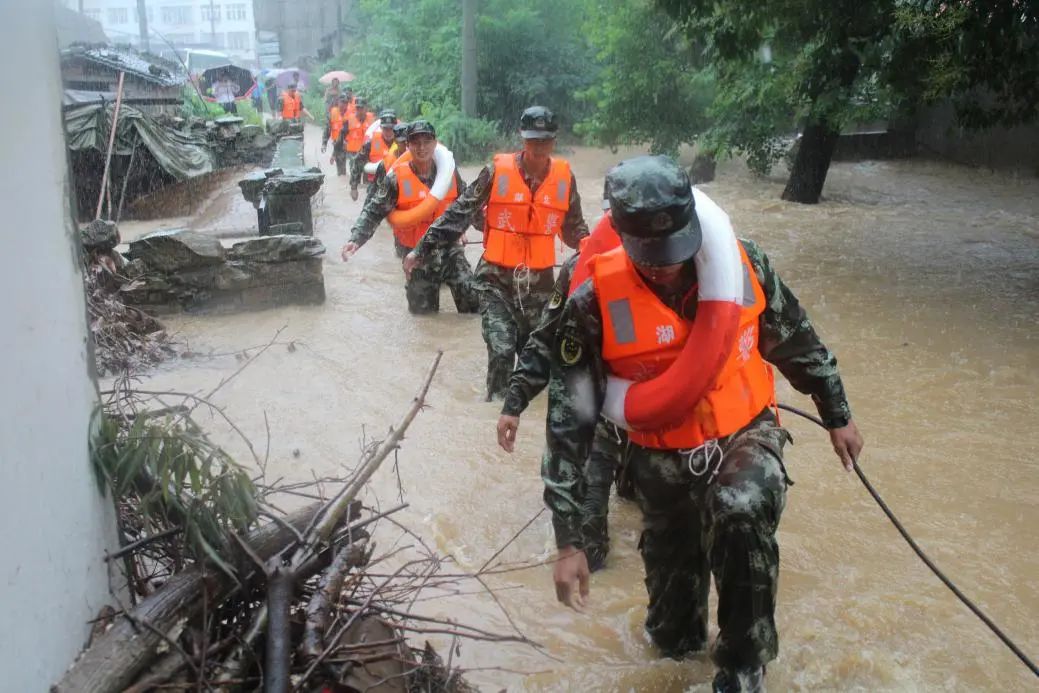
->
[121, 229, 326, 313]
[239, 166, 324, 236]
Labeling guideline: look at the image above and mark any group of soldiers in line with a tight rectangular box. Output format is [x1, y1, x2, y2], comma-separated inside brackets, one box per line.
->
[321, 102, 865, 693]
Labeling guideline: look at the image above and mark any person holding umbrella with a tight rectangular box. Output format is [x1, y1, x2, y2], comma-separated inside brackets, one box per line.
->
[211, 70, 240, 114]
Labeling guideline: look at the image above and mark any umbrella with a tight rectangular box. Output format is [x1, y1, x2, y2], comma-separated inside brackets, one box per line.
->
[319, 70, 355, 85]
[272, 68, 309, 90]
[200, 64, 255, 101]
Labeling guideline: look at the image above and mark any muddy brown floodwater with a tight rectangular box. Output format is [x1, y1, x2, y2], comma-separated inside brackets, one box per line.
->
[127, 126, 1038, 691]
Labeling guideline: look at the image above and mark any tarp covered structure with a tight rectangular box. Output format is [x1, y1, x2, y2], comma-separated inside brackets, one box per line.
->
[65, 103, 214, 181]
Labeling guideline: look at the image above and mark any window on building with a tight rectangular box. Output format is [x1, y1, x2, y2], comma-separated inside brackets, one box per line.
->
[165, 32, 195, 45]
[226, 4, 247, 21]
[132, 6, 154, 23]
[83, 8, 101, 22]
[226, 31, 250, 50]
[107, 7, 129, 24]
[161, 6, 193, 25]
[201, 5, 221, 22]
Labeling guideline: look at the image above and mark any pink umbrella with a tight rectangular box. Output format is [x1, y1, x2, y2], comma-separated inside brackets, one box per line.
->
[319, 70, 355, 85]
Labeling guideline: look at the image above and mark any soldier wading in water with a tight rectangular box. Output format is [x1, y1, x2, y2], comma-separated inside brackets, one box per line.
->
[541, 156, 864, 692]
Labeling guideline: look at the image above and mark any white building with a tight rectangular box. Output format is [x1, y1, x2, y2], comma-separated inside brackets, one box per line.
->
[1, 5, 120, 690]
[64, 0, 259, 65]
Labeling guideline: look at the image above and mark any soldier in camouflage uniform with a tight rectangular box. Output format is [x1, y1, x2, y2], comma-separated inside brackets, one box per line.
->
[543, 157, 863, 693]
[341, 120, 479, 315]
[404, 106, 588, 400]
[497, 199, 632, 570]
[350, 110, 399, 198]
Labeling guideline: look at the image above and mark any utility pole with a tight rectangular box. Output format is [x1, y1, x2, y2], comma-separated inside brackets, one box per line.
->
[336, 0, 343, 55]
[209, 0, 217, 47]
[461, 0, 477, 117]
[137, 0, 149, 51]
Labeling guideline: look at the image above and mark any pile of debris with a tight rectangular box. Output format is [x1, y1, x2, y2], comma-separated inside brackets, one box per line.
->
[57, 355, 524, 692]
[121, 229, 327, 313]
[198, 115, 278, 168]
[80, 219, 175, 375]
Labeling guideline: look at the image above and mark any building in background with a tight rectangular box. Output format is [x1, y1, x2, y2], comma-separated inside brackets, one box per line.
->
[62, 0, 259, 65]
[60, 45, 186, 112]
[253, 0, 353, 68]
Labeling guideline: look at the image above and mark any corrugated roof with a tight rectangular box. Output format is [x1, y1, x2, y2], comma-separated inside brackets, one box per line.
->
[62, 46, 188, 87]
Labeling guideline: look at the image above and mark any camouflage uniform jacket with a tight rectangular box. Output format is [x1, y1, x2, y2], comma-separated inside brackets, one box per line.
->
[349, 136, 396, 189]
[543, 238, 853, 548]
[410, 152, 588, 261]
[501, 252, 578, 416]
[348, 165, 467, 249]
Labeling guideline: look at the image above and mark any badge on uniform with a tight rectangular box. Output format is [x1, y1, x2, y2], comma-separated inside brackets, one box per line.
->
[560, 335, 583, 365]
[547, 291, 564, 310]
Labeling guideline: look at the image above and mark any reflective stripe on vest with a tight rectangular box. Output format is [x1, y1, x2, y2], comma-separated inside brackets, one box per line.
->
[593, 243, 776, 449]
[483, 153, 571, 270]
[281, 93, 302, 119]
[367, 135, 392, 181]
[370, 135, 390, 163]
[391, 163, 459, 249]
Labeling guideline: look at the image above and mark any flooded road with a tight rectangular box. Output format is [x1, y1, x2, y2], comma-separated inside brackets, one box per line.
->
[132, 129, 1039, 691]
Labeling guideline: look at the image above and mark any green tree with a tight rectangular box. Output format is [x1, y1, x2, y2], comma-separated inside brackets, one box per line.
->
[656, 0, 1039, 203]
[889, 1, 1039, 130]
[658, 0, 899, 203]
[476, 0, 596, 130]
[326, 0, 597, 157]
[578, 0, 715, 156]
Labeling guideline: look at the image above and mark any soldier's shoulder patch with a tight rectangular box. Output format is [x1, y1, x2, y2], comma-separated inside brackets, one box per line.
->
[547, 290, 564, 311]
[559, 334, 583, 366]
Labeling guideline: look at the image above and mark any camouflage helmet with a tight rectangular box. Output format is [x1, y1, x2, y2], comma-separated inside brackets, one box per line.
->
[407, 119, 436, 139]
[519, 106, 558, 139]
[606, 155, 702, 267]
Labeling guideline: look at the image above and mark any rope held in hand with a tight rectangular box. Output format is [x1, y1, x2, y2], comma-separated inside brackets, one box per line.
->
[777, 402, 1039, 679]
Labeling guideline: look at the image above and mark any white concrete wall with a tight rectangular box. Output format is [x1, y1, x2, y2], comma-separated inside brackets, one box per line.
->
[0, 4, 119, 690]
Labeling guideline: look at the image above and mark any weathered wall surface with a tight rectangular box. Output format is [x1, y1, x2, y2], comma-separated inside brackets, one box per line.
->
[0, 5, 119, 690]
[916, 102, 1039, 174]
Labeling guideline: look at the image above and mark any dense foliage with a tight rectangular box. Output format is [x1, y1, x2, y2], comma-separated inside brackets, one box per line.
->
[321, 0, 1037, 194]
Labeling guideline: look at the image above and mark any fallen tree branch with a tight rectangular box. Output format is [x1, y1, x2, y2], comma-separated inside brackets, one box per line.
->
[53, 502, 338, 693]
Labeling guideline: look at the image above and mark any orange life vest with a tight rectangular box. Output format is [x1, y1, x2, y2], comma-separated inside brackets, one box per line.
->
[483, 153, 571, 270]
[346, 113, 375, 153]
[367, 134, 393, 181]
[391, 162, 459, 249]
[328, 107, 345, 141]
[389, 148, 411, 172]
[593, 244, 776, 449]
[281, 92, 302, 119]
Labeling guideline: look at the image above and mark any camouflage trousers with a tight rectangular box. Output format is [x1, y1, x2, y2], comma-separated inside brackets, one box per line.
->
[473, 260, 555, 400]
[397, 240, 479, 315]
[333, 143, 348, 176]
[580, 419, 630, 572]
[627, 409, 792, 669]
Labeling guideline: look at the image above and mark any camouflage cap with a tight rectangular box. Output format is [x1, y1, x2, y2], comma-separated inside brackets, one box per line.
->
[519, 105, 558, 140]
[407, 119, 436, 139]
[607, 155, 701, 266]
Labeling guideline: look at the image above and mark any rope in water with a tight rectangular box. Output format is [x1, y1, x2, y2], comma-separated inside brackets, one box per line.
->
[776, 402, 1039, 678]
